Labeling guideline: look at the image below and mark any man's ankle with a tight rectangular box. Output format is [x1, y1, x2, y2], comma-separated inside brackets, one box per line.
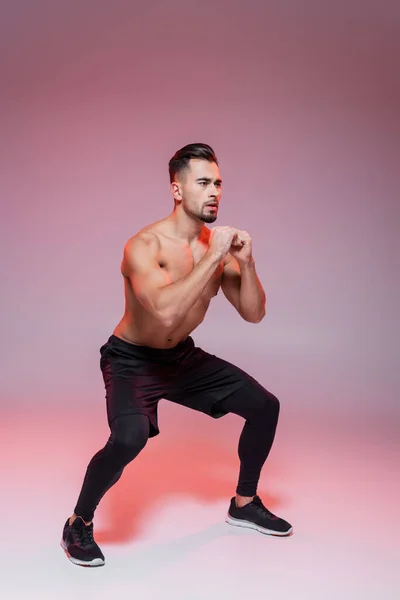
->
[69, 514, 92, 527]
[235, 494, 254, 508]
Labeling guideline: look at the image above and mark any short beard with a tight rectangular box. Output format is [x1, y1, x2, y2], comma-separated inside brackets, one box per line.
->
[181, 202, 218, 224]
[199, 212, 217, 223]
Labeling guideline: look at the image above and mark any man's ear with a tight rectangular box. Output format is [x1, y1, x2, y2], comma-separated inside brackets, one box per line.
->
[171, 181, 182, 202]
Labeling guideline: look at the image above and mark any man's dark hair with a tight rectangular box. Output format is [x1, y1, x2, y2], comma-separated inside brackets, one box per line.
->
[168, 143, 218, 183]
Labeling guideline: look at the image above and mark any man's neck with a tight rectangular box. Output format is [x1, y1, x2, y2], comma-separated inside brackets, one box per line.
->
[166, 209, 207, 244]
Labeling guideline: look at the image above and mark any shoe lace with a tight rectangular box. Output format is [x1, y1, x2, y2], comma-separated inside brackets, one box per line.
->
[252, 497, 279, 520]
[76, 523, 95, 546]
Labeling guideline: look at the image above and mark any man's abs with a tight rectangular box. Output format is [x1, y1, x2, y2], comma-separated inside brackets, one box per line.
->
[113, 277, 214, 349]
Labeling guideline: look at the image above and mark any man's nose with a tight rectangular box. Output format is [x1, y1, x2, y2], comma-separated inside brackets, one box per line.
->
[209, 185, 219, 197]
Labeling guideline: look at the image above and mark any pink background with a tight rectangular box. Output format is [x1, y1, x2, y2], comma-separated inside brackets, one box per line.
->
[1, 1, 398, 419]
[1, 1, 399, 597]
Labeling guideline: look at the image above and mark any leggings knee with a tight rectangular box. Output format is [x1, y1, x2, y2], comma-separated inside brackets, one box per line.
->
[109, 414, 149, 465]
[112, 435, 147, 464]
[218, 385, 280, 424]
[260, 393, 280, 422]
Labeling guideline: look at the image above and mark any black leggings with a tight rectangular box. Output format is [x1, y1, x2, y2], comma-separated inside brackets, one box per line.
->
[74, 385, 280, 522]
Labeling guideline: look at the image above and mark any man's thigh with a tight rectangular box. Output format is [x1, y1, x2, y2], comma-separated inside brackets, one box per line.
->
[165, 345, 258, 417]
[216, 380, 280, 421]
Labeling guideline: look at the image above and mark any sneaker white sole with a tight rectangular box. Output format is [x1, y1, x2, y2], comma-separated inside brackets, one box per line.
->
[225, 514, 293, 536]
[60, 539, 105, 567]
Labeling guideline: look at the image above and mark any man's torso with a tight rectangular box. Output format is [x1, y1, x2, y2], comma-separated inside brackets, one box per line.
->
[113, 219, 223, 348]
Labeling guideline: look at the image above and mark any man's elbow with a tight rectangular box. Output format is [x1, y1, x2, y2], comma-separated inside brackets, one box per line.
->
[241, 307, 266, 323]
[157, 307, 177, 329]
[158, 311, 173, 328]
[162, 317, 175, 328]
[137, 298, 171, 328]
[247, 313, 266, 324]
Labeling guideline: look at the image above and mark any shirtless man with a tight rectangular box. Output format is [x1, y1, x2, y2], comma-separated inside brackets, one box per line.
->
[61, 143, 292, 567]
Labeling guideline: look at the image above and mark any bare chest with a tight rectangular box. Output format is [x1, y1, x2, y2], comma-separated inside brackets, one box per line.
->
[159, 241, 223, 299]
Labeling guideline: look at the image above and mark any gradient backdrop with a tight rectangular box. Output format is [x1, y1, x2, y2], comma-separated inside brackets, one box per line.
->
[1, 1, 399, 598]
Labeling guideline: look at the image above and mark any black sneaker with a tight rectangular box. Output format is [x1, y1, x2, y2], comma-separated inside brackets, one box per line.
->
[226, 495, 293, 536]
[60, 517, 105, 567]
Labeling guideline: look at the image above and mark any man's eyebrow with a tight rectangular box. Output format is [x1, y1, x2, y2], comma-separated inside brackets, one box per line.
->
[196, 177, 223, 184]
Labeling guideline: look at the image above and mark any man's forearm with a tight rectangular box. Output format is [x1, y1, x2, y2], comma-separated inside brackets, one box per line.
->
[156, 252, 221, 327]
[238, 259, 266, 322]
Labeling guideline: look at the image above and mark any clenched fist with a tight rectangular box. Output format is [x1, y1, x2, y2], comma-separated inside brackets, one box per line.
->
[208, 226, 237, 260]
[229, 229, 253, 264]
[208, 226, 253, 264]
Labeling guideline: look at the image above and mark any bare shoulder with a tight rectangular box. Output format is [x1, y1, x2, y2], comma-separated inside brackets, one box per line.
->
[124, 222, 164, 250]
[122, 226, 162, 274]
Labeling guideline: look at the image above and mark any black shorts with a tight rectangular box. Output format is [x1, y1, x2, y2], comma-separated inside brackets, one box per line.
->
[100, 334, 257, 437]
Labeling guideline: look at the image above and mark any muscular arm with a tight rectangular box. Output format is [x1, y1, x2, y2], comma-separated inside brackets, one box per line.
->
[222, 254, 266, 323]
[124, 233, 221, 328]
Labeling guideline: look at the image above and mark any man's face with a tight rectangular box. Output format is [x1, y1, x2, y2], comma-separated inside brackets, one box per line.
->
[173, 158, 222, 223]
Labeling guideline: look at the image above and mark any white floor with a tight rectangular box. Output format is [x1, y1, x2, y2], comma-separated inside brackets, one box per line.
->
[2, 404, 398, 600]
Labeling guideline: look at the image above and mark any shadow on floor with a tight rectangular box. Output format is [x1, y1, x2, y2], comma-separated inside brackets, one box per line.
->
[94, 433, 286, 544]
